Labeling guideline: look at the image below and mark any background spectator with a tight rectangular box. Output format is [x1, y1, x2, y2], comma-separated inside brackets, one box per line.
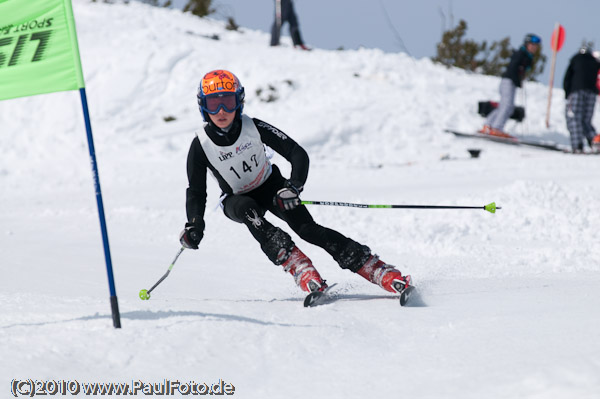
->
[270, 0, 309, 50]
[563, 44, 600, 152]
[480, 34, 541, 138]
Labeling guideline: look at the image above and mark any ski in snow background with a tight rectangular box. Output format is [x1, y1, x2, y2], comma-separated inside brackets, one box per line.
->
[1, 1, 600, 398]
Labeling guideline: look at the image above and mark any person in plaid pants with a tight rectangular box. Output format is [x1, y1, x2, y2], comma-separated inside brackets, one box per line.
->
[563, 45, 600, 152]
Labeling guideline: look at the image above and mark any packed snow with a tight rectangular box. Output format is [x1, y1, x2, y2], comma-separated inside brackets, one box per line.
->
[1, 1, 600, 398]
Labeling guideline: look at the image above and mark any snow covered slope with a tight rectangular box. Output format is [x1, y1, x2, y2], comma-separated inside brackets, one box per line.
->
[1, 1, 599, 398]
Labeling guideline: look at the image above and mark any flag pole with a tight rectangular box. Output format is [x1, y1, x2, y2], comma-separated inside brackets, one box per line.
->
[545, 23, 558, 128]
[63, 0, 121, 329]
[79, 87, 121, 328]
[546, 23, 565, 129]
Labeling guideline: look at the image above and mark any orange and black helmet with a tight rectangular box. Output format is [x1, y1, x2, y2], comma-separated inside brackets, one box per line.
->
[197, 70, 245, 121]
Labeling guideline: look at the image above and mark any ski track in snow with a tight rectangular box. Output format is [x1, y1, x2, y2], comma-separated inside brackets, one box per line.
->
[1, 1, 600, 398]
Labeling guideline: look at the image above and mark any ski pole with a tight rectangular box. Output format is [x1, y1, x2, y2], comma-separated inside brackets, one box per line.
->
[302, 201, 500, 214]
[139, 247, 185, 300]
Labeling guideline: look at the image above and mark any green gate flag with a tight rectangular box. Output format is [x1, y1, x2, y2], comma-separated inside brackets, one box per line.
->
[0, 0, 85, 101]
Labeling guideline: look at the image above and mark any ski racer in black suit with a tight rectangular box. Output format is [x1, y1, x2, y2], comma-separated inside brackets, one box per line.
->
[180, 69, 412, 294]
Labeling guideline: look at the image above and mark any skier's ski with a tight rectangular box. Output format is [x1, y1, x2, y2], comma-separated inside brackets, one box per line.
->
[303, 283, 416, 307]
[444, 129, 570, 152]
[399, 285, 416, 306]
[304, 283, 337, 307]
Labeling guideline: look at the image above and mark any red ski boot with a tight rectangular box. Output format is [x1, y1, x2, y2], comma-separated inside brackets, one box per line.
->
[281, 246, 327, 292]
[357, 254, 411, 293]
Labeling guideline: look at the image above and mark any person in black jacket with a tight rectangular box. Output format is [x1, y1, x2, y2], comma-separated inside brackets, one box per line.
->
[270, 0, 309, 50]
[563, 45, 600, 152]
[481, 34, 541, 138]
[179, 70, 412, 295]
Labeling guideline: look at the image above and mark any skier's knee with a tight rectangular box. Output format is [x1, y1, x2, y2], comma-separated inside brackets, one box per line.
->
[242, 208, 268, 230]
[224, 195, 265, 224]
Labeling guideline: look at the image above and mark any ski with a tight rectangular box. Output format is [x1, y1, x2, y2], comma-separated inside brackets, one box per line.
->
[444, 129, 570, 152]
[303, 283, 416, 307]
[303, 283, 337, 307]
[399, 285, 416, 306]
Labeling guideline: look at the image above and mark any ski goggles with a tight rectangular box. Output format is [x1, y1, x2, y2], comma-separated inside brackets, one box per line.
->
[525, 34, 541, 44]
[202, 93, 241, 114]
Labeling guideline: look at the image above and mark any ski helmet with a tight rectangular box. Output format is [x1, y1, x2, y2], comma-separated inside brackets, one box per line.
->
[523, 33, 541, 45]
[197, 70, 245, 122]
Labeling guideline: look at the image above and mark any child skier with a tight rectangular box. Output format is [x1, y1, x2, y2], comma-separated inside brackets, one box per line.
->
[179, 69, 411, 295]
[480, 34, 541, 138]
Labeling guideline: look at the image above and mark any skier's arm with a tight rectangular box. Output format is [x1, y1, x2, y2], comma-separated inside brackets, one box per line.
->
[185, 137, 208, 236]
[253, 118, 309, 187]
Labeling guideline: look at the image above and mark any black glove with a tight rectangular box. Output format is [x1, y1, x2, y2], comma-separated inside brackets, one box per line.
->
[179, 222, 203, 249]
[274, 180, 304, 211]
